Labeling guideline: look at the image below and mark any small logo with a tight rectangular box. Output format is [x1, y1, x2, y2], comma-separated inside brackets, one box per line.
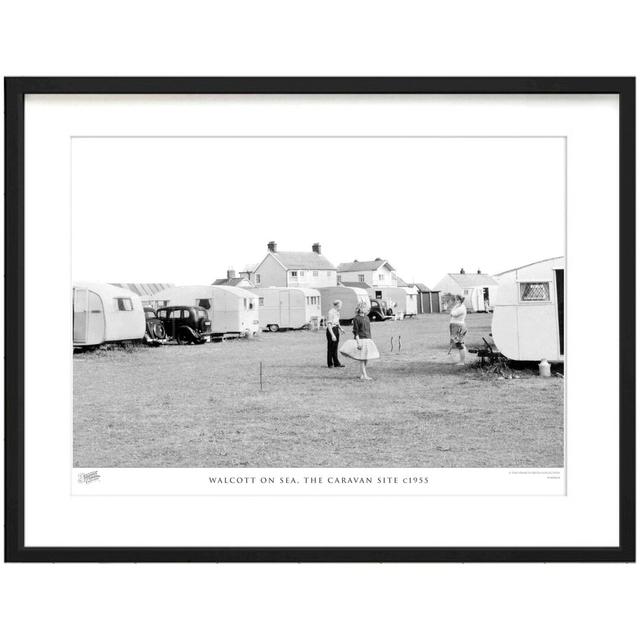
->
[78, 470, 101, 484]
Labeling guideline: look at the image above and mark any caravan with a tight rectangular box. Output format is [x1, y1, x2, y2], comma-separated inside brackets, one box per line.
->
[253, 287, 321, 332]
[492, 257, 565, 361]
[318, 286, 370, 323]
[73, 283, 146, 348]
[371, 286, 418, 318]
[152, 285, 260, 336]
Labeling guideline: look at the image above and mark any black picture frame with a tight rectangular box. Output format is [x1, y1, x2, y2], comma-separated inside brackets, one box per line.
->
[4, 77, 635, 563]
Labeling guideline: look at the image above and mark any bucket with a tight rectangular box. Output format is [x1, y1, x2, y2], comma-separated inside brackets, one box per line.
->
[539, 359, 551, 378]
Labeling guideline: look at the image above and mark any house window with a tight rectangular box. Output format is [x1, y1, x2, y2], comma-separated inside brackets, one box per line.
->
[299, 271, 305, 276]
[290, 271, 298, 277]
[115, 297, 133, 311]
[378, 273, 384, 281]
[255, 274, 261, 284]
[358, 274, 365, 282]
[259, 297, 264, 306]
[326, 271, 331, 277]
[520, 282, 550, 302]
[313, 271, 318, 277]
[337, 275, 342, 283]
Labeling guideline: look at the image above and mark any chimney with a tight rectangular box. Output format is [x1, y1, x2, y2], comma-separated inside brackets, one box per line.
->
[477, 269, 482, 274]
[460, 268, 466, 274]
[312, 242, 321, 254]
[267, 241, 277, 253]
[227, 268, 236, 279]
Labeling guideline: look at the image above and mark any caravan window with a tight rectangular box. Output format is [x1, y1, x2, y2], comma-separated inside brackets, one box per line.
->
[196, 298, 211, 310]
[520, 282, 550, 302]
[115, 297, 133, 311]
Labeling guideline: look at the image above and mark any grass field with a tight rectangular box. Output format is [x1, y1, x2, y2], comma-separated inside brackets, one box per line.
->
[73, 313, 564, 468]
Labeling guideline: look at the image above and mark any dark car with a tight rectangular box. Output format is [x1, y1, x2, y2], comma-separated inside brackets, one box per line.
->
[143, 306, 167, 346]
[156, 305, 213, 345]
[368, 299, 390, 322]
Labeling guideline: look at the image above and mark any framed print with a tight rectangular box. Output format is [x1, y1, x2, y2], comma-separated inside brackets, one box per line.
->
[4, 77, 635, 562]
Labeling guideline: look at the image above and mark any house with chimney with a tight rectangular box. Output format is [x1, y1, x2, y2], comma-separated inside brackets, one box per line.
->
[212, 268, 253, 288]
[336, 258, 398, 287]
[248, 241, 337, 288]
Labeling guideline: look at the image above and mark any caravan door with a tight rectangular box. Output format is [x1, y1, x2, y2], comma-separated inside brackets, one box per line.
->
[73, 288, 105, 345]
[73, 288, 88, 343]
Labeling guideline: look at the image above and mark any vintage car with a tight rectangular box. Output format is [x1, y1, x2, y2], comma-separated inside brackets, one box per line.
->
[156, 305, 213, 344]
[368, 299, 391, 321]
[143, 307, 167, 346]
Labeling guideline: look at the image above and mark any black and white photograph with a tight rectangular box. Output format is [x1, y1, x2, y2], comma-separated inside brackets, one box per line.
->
[71, 135, 566, 471]
[5, 78, 632, 564]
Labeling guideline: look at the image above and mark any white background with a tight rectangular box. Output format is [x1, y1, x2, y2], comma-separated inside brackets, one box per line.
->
[1, 2, 638, 639]
[27, 94, 611, 546]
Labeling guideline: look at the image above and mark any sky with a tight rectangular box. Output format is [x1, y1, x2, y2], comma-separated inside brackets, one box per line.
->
[72, 136, 565, 288]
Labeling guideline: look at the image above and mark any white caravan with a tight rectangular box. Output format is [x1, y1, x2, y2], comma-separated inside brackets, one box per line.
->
[371, 286, 418, 318]
[318, 286, 371, 323]
[492, 257, 565, 361]
[73, 283, 146, 347]
[152, 285, 260, 336]
[253, 287, 322, 332]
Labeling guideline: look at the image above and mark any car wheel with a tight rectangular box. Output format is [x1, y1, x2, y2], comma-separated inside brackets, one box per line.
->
[176, 329, 192, 345]
[268, 324, 279, 332]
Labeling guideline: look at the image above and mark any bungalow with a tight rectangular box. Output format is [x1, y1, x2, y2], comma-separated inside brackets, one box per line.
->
[248, 241, 337, 288]
[212, 269, 253, 288]
[336, 258, 398, 287]
[432, 270, 499, 312]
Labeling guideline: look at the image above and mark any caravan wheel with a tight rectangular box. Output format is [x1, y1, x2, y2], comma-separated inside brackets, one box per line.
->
[268, 324, 279, 332]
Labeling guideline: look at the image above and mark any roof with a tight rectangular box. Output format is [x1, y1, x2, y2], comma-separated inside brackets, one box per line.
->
[446, 273, 499, 287]
[408, 282, 431, 292]
[211, 277, 251, 286]
[336, 259, 395, 272]
[265, 251, 335, 270]
[340, 281, 373, 290]
[395, 276, 409, 287]
[153, 285, 258, 300]
[253, 286, 321, 296]
[109, 283, 173, 297]
[494, 256, 565, 277]
[76, 282, 144, 299]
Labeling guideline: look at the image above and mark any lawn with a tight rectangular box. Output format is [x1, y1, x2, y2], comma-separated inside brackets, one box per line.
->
[73, 313, 564, 468]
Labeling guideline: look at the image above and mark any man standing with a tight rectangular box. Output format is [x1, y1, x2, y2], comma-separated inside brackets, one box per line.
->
[326, 300, 345, 368]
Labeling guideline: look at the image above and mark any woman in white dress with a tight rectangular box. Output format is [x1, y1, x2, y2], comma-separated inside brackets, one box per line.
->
[339, 302, 380, 380]
[449, 294, 468, 366]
